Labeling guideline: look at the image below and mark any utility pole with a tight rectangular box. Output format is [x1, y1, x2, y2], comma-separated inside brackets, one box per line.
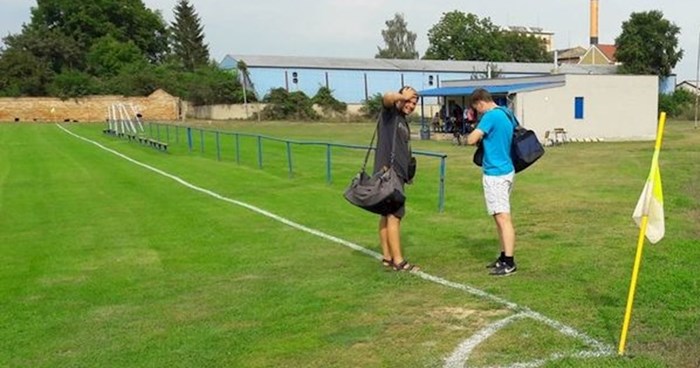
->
[694, 30, 699, 129]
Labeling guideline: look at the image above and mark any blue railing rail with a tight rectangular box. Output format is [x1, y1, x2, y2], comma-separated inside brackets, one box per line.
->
[147, 122, 448, 212]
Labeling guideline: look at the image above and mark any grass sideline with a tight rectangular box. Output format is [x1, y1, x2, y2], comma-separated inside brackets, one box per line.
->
[0, 120, 698, 367]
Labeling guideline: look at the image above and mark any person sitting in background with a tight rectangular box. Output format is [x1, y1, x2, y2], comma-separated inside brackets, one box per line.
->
[431, 112, 441, 132]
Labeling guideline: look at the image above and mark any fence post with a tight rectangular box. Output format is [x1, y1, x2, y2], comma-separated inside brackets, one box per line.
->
[156, 124, 161, 141]
[286, 141, 293, 177]
[200, 129, 204, 154]
[187, 127, 193, 152]
[175, 125, 179, 144]
[149, 122, 153, 138]
[438, 156, 446, 212]
[235, 134, 240, 164]
[257, 136, 263, 168]
[216, 131, 221, 161]
[166, 125, 170, 143]
[326, 144, 332, 184]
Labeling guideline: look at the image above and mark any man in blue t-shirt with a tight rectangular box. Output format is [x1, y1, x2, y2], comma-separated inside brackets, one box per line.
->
[466, 88, 517, 276]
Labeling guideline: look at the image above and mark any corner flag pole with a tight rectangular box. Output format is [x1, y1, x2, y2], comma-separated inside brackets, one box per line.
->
[618, 112, 666, 355]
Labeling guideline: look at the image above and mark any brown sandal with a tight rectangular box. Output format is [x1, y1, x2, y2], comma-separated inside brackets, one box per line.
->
[393, 260, 419, 272]
[381, 258, 393, 268]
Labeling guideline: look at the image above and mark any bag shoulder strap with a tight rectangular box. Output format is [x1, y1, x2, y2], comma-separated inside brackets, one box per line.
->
[496, 106, 520, 129]
[361, 108, 401, 171]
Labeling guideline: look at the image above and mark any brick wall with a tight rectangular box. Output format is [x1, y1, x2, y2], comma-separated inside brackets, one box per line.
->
[0, 89, 181, 123]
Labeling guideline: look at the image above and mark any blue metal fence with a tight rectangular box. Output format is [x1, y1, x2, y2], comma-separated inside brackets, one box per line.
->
[146, 122, 448, 212]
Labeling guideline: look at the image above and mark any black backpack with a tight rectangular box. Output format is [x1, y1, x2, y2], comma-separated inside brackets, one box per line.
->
[473, 107, 545, 173]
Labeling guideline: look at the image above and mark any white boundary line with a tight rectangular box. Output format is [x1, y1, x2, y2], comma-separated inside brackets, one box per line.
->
[444, 313, 528, 368]
[57, 125, 615, 366]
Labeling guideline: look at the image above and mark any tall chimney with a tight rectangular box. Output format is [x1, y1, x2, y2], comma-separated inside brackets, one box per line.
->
[590, 0, 599, 45]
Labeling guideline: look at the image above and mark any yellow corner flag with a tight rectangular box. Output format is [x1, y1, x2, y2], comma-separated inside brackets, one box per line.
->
[619, 112, 666, 355]
[631, 152, 664, 244]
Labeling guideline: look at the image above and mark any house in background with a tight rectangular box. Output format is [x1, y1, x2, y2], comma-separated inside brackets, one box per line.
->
[579, 44, 618, 65]
[676, 80, 700, 95]
[554, 46, 588, 64]
[418, 74, 659, 142]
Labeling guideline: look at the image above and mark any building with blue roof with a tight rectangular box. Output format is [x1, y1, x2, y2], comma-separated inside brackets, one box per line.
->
[418, 74, 659, 142]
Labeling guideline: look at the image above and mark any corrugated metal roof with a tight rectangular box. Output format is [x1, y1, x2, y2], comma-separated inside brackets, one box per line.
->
[223, 54, 617, 75]
[418, 81, 563, 97]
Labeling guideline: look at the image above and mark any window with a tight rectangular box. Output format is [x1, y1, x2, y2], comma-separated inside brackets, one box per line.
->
[574, 97, 584, 119]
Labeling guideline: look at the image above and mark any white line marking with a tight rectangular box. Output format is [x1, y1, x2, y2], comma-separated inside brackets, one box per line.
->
[57, 124, 615, 365]
[444, 313, 528, 368]
[497, 350, 614, 368]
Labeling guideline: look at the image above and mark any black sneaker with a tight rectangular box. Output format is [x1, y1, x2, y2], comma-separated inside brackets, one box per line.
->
[486, 258, 504, 269]
[490, 263, 517, 276]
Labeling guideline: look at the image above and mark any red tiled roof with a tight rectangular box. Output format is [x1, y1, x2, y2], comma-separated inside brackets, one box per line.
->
[596, 44, 617, 62]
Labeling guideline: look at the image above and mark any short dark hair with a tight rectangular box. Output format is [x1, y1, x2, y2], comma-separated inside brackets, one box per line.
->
[470, 88, 493, 105]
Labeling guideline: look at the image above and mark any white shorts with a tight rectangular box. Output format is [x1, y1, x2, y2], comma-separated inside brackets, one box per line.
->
[483, 172, 514, 215]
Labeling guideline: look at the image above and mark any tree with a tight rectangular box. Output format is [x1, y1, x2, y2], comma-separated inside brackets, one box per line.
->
[26, 0, 169, 63]
[615, 10, 683, 77]
[423, 11, 550, 63]
[376, 13, 419, 59]
[499, 32, 552, 63]
[86, 35, 148, 77]
[170, 0, 210, 71]
[423, 11, 500, 61]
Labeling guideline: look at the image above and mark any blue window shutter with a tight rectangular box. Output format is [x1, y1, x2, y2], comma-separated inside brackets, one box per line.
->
[574, 97, 584, 119]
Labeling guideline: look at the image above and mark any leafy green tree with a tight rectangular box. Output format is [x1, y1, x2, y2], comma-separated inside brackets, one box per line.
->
[615, 10, 683, 77]
[170, 0, 210, 71]
[376, 13, 419, 59]
[424, 11, 500, 61]
[499, 31, 552, 62]
[27, 0, 169, 63]
[86, 36, 148, 77]
[2, 25, 84, 73]
[0, 47, 53, 96]
[423, 11, 550, 63]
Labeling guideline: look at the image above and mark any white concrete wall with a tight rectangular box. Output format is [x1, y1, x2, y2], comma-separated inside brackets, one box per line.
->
[514, 74, 658, 141]
[186, 102, 441, 121]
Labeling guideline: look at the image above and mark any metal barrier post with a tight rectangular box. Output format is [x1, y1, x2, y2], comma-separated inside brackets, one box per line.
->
[216, 132, 221, 161]
[235, 134, 240, 164]
[200, 129, 204, 153]
[257, 136, 263, 168]
[326, 144, 332, 184]
[438, 156, 446, 212]
[286, 141, 293, 177]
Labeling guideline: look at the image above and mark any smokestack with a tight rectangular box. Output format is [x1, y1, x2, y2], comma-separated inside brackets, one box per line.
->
[590, 0, 599, 45]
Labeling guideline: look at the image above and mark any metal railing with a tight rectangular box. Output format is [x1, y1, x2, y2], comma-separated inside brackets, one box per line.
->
[147, 122, 448, 212]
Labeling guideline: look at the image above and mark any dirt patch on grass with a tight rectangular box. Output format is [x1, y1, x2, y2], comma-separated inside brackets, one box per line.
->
[427, 307, 510, 331]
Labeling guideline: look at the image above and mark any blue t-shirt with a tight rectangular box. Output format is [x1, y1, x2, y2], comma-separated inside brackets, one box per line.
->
[477, 107, 514, 176]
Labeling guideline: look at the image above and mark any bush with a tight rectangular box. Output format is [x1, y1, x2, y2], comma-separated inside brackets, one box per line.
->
[262, 88, 319, 120]
[659, 89, 695, 118]
[312, 86, 346, 114]
[48, 70, 100, 99]
[360, 93, 383, 118]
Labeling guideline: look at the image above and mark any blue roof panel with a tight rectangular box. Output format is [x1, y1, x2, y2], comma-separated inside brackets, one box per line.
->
[418, 82, 562, 97]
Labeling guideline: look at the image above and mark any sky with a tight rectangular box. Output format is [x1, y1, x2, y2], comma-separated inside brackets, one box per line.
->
[1, 0, 699, 81]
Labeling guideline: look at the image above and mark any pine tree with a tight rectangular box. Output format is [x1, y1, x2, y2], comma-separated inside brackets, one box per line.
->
[170, 0, 210, 71]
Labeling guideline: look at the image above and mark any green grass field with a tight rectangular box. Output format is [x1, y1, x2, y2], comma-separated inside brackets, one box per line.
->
[0, 120, 698, 367]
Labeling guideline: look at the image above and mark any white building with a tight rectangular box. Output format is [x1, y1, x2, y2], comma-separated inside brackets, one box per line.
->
[418, 74, 659, 141]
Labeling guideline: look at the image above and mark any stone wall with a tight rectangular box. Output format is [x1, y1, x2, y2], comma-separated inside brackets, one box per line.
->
[0, 89, 181, 123]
